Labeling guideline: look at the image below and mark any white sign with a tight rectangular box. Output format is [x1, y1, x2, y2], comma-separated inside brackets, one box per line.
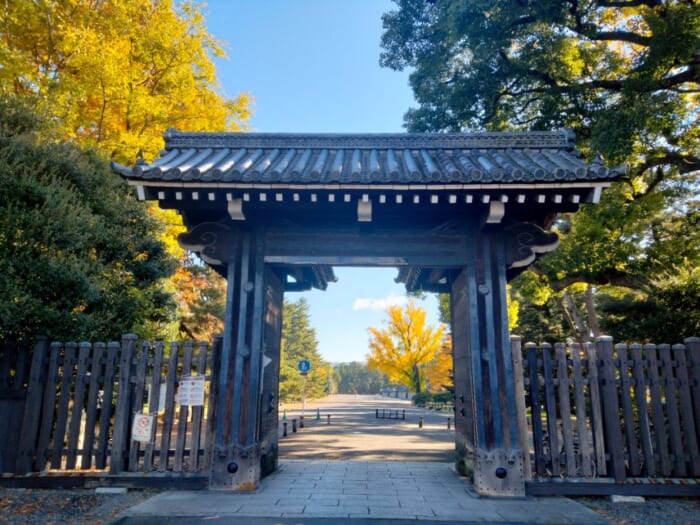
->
[178, 375, 205, 406]
[147, 379, 166, 413]
[131, 413, 154, 443]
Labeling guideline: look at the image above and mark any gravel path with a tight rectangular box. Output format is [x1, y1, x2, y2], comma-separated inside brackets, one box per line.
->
[0, 488, 154, 524]
[577, 496, 700, 525]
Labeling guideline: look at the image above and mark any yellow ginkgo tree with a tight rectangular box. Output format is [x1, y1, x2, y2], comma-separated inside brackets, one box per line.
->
[0, 0, 251, 163]
[366, 300, 446, 393]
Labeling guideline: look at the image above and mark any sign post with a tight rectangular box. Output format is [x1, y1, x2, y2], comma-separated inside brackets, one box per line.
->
[297, 359, 311, 416]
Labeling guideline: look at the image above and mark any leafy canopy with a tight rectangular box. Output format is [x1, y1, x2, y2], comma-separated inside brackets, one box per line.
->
[0, 0, 253, 342]
[0, 99, 176, 343]
[366, 300, 446, 393]
[381, 0, 700, 342]
[0, 0, 251, 163]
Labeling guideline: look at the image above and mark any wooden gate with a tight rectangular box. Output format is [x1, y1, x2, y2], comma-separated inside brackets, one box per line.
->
[515, 336, 700, 495]
[5, 335, 220, 485]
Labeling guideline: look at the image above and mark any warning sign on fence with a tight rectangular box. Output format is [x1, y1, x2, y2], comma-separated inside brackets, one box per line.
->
[177, 375, 205, 406]
[131, 413, 155, 443]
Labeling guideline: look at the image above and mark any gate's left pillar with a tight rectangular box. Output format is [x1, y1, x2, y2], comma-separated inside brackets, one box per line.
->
[180, 224, 268, 490]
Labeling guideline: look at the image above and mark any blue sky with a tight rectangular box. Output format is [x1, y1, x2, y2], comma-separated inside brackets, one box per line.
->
[203, 0, 440, 363]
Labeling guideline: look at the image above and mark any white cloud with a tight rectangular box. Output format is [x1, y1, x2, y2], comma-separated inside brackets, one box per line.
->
[352, 294, 408, 311]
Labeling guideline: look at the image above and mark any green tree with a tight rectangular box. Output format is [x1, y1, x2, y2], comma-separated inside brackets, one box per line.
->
[279, 298, 330, 403]
[381, 1, 700, 342]
[367, 300, 446, 393]
[0, 0, 253, 341]
[0, 99, 176, 343]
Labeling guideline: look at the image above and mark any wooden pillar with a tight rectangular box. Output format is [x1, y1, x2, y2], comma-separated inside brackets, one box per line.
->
[258, 267, 285, 477]
[451, 222, 556, 496]
[207, 228, 268, 490]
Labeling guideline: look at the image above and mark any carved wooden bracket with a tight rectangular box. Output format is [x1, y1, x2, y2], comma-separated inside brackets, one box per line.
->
[504, 222, 559, 269]
[178, 222, 234, 265]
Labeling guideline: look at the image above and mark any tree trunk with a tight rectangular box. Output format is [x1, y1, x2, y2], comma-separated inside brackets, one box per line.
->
[413, 364, 422, 393]
[560, 292, 589, 345]
[585, 285, 602, 338]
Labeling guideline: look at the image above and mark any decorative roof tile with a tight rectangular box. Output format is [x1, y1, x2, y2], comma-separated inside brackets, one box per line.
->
[114, 130, 626, 186]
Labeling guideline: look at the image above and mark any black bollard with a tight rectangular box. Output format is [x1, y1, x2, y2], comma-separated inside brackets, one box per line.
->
[300, 415, 304, 429]
[327, 414, 331, 425]
[402, 409, 406, 420]
[376, 408, 379, 418]
[283, 421, 288, 437]
[292, 419, 297, 432]
[418, 416, 424, 428]
[447, 417, 451, 430]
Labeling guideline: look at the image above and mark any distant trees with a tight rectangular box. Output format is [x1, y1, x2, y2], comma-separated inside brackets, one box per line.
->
[279, 298, 332, 403]
[366, 301, 447, 393]
[334, 362, 386, 395]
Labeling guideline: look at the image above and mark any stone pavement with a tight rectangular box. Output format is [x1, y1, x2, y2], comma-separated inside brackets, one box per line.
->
[112, 460, 610, 524]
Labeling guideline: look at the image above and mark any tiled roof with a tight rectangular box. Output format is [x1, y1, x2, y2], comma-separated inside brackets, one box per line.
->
[114, 130, 624, 186]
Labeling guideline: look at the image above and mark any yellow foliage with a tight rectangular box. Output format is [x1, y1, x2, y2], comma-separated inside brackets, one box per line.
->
[366, 300, 446, 392]
[0, 0, 253, 340]
[424, 334, 452, 392]
[0, 0, 252, 163]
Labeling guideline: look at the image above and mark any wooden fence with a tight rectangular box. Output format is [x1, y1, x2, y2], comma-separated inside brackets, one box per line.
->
[1, 335, 220, 482]
[3, 334, 699, 494]
[514, 336, 700, 488]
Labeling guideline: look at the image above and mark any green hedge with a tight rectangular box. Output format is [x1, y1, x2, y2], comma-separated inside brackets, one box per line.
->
[412, 391, 453, 406]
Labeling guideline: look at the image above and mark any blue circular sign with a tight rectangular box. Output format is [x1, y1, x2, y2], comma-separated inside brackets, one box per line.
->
[297, 359, 311, 374]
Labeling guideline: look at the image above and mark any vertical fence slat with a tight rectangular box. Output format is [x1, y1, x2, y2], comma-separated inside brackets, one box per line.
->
[597, 337, 626, 482]
[174, 342, 194, 472]
[631, 343, 655, 476]
[646, 343, 671, 476]
[542, 343, 560, 476]
[617, 343, 641, 476]
[674, 344, 700, 476]
[555, 344, 576, 476]
[203, 335, 222, 474]
[143, 342, 164, 472]
[81, 343, 103, 470]
[95, 342, 118, 470]
[158, 342, 179, 472]
[65, 342, 90, 469]
[685, 338, 700, 476]
[128, 342, 150, 472]
[35, 343, 61, 470]
[511, 336, 531, 480]
[110, 334, 137, 474]
[189, 341, 209, 472]
[659, 344, 685, 476]
[570, 343, 593, 477]
[526, 343, 546, 476]
[50, 342, 76, 469]
[585, 342, 606, 477]
[16, 337, 49, 474]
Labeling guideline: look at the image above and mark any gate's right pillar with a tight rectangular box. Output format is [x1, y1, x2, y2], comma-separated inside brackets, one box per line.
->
[452, 222, 555, 497]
